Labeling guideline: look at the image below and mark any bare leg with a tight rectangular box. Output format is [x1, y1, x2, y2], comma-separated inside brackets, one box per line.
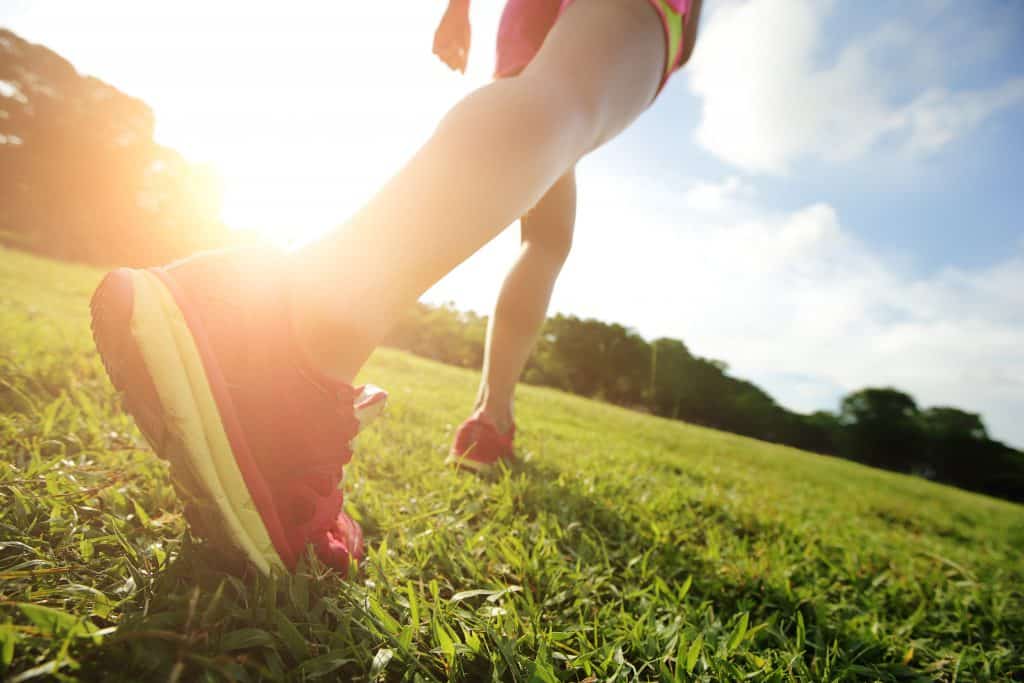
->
[291, 0, 665, 381]
[473, 169, 576, 434]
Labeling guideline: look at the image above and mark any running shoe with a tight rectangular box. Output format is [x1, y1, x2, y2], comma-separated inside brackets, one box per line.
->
[89, 248, 386, 576]
[446, 412, 515, 472]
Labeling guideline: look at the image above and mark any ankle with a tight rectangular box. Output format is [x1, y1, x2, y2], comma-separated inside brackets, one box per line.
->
[289, 305, 331, 374]
[472, 402, 514, 435]
[285, 260, 365, 383]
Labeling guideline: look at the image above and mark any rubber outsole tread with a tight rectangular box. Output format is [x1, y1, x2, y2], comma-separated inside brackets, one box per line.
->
[90, 270, 250, 574]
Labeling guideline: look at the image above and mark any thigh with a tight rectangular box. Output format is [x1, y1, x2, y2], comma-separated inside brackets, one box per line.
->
[521, 0, 667, 153]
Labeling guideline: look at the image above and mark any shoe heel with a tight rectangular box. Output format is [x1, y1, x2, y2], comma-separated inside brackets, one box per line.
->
[90, 269, 167, 449]
[91, 269, 244, 554]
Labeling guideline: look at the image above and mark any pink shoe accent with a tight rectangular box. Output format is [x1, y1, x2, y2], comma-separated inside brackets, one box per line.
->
[447, 412, 516, 472]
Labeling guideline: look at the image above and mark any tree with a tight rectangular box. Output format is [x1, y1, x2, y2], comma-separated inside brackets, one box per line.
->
[921, 406, 987, 441]
[0, 28, 232, 265]
[920, 407, 997, 489]
[527, 315, 648, 404]
[797, 410, 843, 455]
[649, 338, 693, 418]
[839, 388, 927, 473]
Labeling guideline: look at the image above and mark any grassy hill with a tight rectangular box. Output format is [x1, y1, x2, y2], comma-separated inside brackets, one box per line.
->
[1, 246, 1022, 681]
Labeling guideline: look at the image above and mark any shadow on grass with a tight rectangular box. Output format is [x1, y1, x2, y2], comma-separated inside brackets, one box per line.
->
[77, 537, 382, 682]
[510, 459, 962, 680]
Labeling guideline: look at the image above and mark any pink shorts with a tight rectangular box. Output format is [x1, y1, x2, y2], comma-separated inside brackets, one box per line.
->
[495, 0, 695, 93]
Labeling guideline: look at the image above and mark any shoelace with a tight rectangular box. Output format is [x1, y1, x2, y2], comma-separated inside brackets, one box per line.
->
[280, 368, 358, 529]
[284, 375, 387, 533]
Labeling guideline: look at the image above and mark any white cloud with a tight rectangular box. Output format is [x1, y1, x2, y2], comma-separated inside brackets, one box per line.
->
[681, 176, 753, 213]
[899, 79, 1024, 154]
[687, 0, 1024, 172]
[426, 171, 1024, 448]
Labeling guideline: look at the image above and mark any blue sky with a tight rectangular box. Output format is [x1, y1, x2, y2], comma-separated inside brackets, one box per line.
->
[3, 0, 1022, 446]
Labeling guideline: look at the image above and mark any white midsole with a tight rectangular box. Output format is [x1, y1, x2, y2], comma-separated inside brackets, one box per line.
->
[444, 453, 498, 472]
[129, 270, 285, 574]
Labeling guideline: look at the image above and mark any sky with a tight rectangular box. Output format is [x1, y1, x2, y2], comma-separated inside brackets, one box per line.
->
[2, 0, 1023, 446]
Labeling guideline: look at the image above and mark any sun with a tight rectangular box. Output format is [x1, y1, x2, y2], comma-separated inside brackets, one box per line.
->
[9, 0, 501, 248]
[178, 2, 496, 248]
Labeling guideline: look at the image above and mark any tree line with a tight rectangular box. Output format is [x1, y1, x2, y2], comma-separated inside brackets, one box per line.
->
[385, 302, 1024, 503]
[0, 28, 244, 266]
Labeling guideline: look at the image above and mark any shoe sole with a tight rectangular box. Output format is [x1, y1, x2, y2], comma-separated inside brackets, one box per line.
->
[444, 453, 493, 472]
[91, 268, 288, 575]
[444, 451, 514, 473]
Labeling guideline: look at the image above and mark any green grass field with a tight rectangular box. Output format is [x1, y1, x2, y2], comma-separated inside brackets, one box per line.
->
[1, 246, 1022, 682]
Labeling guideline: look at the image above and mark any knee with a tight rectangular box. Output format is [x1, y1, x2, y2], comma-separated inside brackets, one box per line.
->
[521, 171, 576, 265]
[524, 225, 573, 267]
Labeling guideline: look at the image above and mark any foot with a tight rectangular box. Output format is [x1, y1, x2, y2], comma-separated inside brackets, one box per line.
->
[90, 248, 386, 576]
[446, 411, 515, 472]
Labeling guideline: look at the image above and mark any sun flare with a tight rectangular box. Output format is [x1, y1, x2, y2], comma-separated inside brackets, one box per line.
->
[12, 0, 502, 247]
